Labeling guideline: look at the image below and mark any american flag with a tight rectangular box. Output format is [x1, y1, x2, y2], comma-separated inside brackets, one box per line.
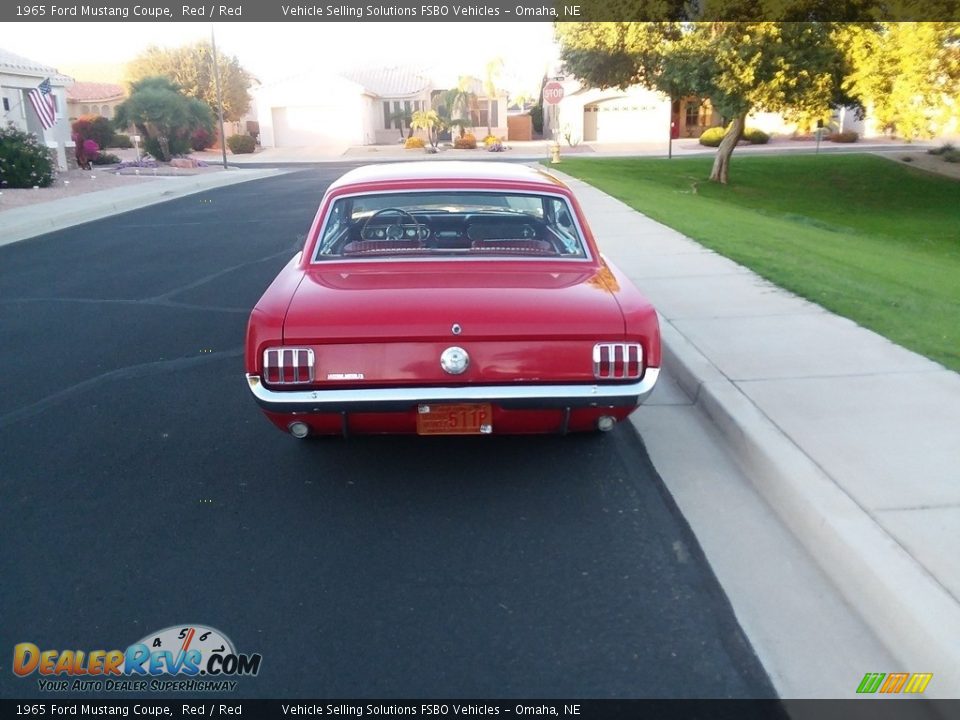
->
[28, 78, 56, 130]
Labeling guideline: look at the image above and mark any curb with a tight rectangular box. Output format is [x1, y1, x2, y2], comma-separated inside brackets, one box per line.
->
[0, 168, 285, 248]
[659, 318, 960, 695]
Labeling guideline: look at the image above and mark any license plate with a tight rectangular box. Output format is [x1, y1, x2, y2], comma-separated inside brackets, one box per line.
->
[416, 403, 493, 435]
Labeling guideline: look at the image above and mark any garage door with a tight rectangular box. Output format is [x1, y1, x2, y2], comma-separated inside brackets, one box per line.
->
[584, 98, 667, 143]
[271, 105, 356, 149]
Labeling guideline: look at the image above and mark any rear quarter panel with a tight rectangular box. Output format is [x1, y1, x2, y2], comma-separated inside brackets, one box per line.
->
[245, 252, 305, 373]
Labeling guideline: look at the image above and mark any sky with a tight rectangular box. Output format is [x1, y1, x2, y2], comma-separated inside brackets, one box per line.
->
[3, 22, 560, 95]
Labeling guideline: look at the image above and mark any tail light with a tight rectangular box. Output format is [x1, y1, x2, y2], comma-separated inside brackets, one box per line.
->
[593, 343, 643, 380]
[263, 347, 315, 385]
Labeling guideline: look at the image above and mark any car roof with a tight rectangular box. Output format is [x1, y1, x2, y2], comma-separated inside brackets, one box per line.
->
[329, 161, 568, 191]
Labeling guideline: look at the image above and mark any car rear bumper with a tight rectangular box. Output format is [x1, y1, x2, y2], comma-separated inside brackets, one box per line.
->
[245, 368, 660, 413]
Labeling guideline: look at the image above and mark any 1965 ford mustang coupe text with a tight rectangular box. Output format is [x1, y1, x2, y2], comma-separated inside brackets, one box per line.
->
[245, 162, 660, 437]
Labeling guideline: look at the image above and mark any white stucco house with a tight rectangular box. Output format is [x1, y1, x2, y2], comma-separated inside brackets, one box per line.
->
[553, 75, 880, 145]
[253, 66, 507, 150]
[0, 48, 73, 170]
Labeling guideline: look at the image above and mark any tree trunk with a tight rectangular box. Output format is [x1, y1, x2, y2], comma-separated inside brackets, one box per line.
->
[709, 112, 747, 184]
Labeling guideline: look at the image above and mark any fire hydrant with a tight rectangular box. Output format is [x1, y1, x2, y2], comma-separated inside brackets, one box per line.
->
[549, 142, 561, 164]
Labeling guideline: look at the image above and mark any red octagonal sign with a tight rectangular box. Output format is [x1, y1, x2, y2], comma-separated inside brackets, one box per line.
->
[543, 81, 565, 105]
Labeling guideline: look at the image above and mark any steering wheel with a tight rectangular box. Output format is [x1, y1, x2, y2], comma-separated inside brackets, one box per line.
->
[361, 207, 423, 242]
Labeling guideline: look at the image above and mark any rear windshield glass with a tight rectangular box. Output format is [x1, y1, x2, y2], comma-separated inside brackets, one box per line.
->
[312, 191, 588, 261]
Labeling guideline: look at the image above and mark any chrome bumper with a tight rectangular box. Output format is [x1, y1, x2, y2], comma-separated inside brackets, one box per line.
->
[246, 368, 660, 413]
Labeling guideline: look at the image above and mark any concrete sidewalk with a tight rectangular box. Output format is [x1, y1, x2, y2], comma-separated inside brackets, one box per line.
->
[0, 167, 284, 247]
[194, 137, 927, 165]
[557, 171, 960, 694]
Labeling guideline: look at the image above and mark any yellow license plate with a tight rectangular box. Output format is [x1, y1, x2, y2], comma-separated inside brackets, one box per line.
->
[416, 403, 493, 435]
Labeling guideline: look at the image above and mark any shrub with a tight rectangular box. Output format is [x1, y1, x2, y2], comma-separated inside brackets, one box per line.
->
[72, 115, 114, 150]
[144, 135, 192, 161]
[943, 149, 960, 163]
[75, 139, 100, 169]
[530, 104, 544, 135]
[404, 136, 425, 149]
[699, 126, 727, 147]
[92, 152, 121, 165]
[226, 134, 256, 154]
[0, 123, 56, 188]
[110, 133, 133, 149]
[829, 130, 859, 143]
[454, 133, 477, 149]
[483, 135, 499, 146]
[927, 143, 955, 156]
[190, 128, 214, 151]
[743, 128, 770, 144]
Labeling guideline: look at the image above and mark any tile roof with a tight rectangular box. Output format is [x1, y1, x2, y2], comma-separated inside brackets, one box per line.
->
[0, 48, 71, 83]
[66, 82, 125, 102]
[341, 66, 431, 98]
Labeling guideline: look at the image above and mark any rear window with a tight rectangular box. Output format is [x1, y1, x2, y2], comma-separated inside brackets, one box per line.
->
[312, 191, 588, 261]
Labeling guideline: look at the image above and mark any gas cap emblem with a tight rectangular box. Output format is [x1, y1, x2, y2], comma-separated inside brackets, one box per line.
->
[451, 323, 462, 335]
[440, 346, 469, 375]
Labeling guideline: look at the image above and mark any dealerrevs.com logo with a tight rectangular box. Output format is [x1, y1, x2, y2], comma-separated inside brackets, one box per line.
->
[13, 624, 262, 693]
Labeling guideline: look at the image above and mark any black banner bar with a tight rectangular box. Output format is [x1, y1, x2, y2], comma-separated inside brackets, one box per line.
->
[2, 0, 959, 22]
[1, 700, 958, 720]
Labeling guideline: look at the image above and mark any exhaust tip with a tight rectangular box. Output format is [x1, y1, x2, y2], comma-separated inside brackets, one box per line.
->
[597, 416, 616, 432]
[288, 421, 310, 439]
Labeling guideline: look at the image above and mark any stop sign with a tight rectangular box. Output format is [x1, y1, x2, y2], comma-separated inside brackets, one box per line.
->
[543, 81, 564, 105]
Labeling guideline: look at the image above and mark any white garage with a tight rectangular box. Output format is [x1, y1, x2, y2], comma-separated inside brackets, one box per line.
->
[556, 83, 672, 145]
[255, 73, 376, 151]
[583, 97, 668, 143]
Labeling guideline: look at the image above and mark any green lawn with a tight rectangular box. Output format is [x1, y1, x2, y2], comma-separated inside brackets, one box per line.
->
[555, 154, 960, 372]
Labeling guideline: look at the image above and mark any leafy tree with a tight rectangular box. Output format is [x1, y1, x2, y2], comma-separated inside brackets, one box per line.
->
[556, 22, 845, 183]
[113, 77, 214, 161]
[840, 22, 960, 140]
[125, 41, 253, 121]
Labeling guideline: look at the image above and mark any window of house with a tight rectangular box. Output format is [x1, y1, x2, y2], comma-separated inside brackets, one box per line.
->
[382, 101, 391, 129]
[685, 101, 702, 127]
[2, 97, 9, 112]
[101, 104, 110, 118]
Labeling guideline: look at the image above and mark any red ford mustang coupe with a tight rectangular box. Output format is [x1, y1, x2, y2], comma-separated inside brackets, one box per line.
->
[245, 162, 660, 437]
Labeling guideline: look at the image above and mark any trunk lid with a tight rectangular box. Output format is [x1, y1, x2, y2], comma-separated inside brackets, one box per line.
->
[283, 264, 625, 343]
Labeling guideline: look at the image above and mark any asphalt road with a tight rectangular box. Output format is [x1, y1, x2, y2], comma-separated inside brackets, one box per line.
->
[0, 166, 775, 699]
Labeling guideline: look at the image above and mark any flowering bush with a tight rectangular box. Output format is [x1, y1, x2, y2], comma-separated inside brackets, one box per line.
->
[190, 128, 214, 151]
[454, 133, 477, 149]
[0, 122, 56, 188]
[483, 135, 500, 146]
[116, 158, 159, 169]
[74, 138, 100, 169]
[404, 136, 425, 149]
[72, 116, 114, 151]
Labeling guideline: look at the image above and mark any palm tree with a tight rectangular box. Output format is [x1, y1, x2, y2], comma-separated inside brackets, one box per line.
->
[410, 109, 442, 148]
[483, 58, 504, 137]
[435, 78, 476, 139]
[387, 108, 412, 141]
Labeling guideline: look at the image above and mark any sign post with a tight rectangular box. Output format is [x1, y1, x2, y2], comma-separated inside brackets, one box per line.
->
[544, 81, 565, 163]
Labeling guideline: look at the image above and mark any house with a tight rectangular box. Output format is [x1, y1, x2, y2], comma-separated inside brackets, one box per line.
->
[66, 82, 125, 122]
[253, 65, 508, 150]
[0, 48, 73, 169]
[554, 79, 723, 144]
